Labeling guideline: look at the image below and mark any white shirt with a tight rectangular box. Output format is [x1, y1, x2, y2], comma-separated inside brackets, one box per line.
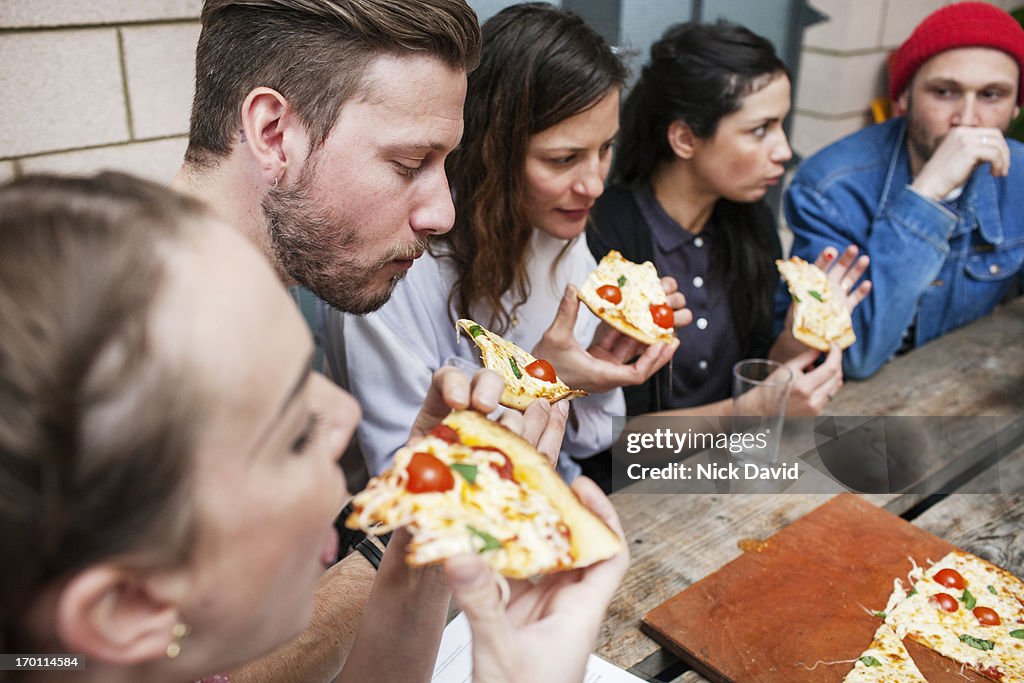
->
[336, 230, 624, 481]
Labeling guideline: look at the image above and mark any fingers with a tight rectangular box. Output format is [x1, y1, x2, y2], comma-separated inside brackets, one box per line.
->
[533, 400, 569, 467]
[784, 346, 822, 373]
[813, 246, 838, 271]
[497, 409, 525, 435]
[410, 367, 502, 440]
[519, 399, 551, 444]
[445, 554, 508, 638]
[660, 275, 679, 296]
[572, 476, 624, 539]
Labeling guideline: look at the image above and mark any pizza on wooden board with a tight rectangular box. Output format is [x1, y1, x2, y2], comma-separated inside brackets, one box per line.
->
[345, 410, 623, 579]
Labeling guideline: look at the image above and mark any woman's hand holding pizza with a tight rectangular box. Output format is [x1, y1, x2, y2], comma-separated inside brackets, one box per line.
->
[818, 244, 871, 315]
[532, 284, 682, 394]
[444, 476, 629, 683]
[782, 345, 843, 416]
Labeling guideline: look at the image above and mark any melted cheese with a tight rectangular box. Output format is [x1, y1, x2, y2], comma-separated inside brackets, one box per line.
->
[777, 256, 854, 346]
[885, 551, 1024, 681]
[842, 623, 928, 682]
[349, 435, 574, 577]
[579, 252, 673, 342]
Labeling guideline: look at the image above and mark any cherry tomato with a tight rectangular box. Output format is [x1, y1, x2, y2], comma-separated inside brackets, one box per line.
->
[525, 359, 557, 384]
[934, 568, 966, 590]
[933, 592, 959, 613]
[405, 452, 455, 493]
[597, 284, 622, 304]
[430, 424, 460, 444]
[650, 303, 674, 329]
[973, 606, 1002, 626]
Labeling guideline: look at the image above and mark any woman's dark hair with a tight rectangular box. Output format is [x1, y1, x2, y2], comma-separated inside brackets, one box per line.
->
[613, 21, 789, 343]
[437, 2, 627, 331]
[0, 173, 207, 652]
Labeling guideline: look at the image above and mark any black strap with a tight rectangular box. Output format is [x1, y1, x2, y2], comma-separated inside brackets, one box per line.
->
[354, 536, 384, 570]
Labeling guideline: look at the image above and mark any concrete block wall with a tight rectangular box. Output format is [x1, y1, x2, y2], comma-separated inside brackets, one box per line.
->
[792, 0, 1022, 159]
[0, 1, 202, 184]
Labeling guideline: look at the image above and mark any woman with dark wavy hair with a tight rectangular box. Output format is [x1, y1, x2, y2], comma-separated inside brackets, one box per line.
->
[589, 20, 871, 418]
[344, 2, 688, 482]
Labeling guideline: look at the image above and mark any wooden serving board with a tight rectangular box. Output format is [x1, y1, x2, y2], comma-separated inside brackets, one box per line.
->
[642, 494, 990, 682]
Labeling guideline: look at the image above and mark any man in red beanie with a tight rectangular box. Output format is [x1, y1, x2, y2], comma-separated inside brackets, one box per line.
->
[781, 2, 1024, 379]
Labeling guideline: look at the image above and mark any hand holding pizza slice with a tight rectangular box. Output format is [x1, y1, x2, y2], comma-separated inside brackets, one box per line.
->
[457, 318, 586, 411]
[346, 410, 624, 579]
[577, 250, 678, 346]
[777, 255, 856, 352]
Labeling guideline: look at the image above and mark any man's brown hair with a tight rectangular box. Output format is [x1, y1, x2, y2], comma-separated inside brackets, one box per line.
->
[186, 0, 481, 166]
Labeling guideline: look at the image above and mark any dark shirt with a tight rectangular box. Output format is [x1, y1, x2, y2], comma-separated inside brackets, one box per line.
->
[632, 184, 744, 408]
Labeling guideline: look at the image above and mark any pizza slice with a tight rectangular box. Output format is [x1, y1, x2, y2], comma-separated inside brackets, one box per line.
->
[577, 250, 676, 345]
[345, 410, 623, 579]
[842, 623, 929, 682]
[457, 318, 586, 411]
[885, 550, 1024, 682]
[776, 255, 855, 352]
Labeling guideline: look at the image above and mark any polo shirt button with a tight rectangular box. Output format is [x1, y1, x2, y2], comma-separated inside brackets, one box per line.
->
[698, 360, 708, 370]
[693, 236, 704, 248]
[989, 264, 1001, 275]
[696, 317, 708, 330]
[692, 276, 704, 288]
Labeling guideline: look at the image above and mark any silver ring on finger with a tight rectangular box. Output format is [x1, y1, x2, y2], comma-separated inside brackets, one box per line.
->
[981, 135, 989, 145]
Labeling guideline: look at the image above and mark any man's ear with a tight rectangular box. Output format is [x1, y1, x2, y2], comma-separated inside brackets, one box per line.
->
[895, 90, 910, 118]
[666, 120, 698, 160]
[240, 87, 311, 187]
[55, 566, 186, 665]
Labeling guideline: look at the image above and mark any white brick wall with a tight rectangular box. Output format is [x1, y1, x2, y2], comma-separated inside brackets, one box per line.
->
[121, 23, 201, 139]
[0, 1, 202, 29]
[2, 6, 199, 184]
[4, 29, 129, 157]
[19, 138, 190, 184]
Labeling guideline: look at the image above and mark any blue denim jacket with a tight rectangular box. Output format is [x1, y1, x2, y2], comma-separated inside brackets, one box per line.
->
[780, 118, 1024, 379]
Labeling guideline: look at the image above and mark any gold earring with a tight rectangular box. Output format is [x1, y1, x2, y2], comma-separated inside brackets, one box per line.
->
[166, 622, 190, 659]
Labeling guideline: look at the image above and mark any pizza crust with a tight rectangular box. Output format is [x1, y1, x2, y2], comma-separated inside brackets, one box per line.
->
[577, 250, 677, 346]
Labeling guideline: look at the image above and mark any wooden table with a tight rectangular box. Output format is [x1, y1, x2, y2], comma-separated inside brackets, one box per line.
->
[598, 298, 1024, 682]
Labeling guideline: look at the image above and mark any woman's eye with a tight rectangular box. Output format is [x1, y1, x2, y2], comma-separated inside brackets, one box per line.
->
[291, 413, 321, 454]
[752, 126, 767, 138]
[549, 155, 575, 165]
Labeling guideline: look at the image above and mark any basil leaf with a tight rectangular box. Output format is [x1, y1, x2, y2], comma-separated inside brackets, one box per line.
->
[792, 294, 802, 304]
[962, 588, 976, 610]
[450, 463, 477, 484]
[958, 634, 994, 651]
[617, 275, 627, 287]
[872, 610, 887, 619]
[808, 289, 824, 302]
[908, 587, 918, 596]
[859, 656, 882, 667]
[987, 585, 997, 595]
[509, 357, 522, 379]
[467, 525, 503, 553]
[469, 324, 485, 337]
[1010, 629, 1024, 639]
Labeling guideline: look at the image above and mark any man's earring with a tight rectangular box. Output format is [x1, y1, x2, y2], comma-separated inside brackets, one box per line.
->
[166, 622, 190, 659]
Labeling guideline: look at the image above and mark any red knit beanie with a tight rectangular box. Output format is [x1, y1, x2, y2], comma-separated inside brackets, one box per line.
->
[889, 2, 1024, 105]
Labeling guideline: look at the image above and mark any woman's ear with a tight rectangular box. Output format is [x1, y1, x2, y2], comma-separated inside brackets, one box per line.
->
[666, 120, 698, 160]
[55, 566, 186, 665]
[239, 87, 311, 188]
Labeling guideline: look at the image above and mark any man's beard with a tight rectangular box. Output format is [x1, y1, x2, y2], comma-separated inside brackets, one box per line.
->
[905, 93, 1014, 166]
[261, 169, 427, 315]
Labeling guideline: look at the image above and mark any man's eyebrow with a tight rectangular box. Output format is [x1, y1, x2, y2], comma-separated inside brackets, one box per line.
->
[250, 349, 315, 457]
[381, 140, 452, 154]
